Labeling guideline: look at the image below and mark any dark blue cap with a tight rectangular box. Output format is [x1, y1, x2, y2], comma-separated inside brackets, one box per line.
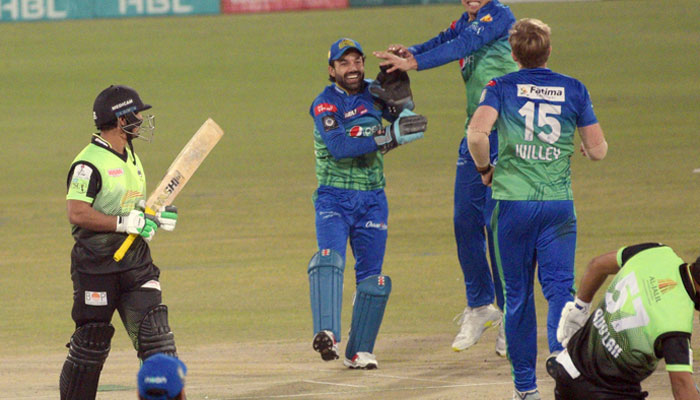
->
[328, 38, 364, 64]
[137, 354, 187, 400]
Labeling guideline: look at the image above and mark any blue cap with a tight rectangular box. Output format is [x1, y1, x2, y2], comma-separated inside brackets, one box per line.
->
[137, 354, 187, 400]
[328, 38, 364, 64]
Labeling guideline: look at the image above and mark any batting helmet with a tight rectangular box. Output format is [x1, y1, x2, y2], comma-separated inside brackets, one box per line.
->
[93, 85, 151, 130]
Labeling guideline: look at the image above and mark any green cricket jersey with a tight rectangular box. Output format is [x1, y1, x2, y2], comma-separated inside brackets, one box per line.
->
[479, 69, 599, 200]
[66, 134, 152, 273]
[568, 243, 695, 388]
[461, 37, 518, 128]
[310, 83, 386, 192]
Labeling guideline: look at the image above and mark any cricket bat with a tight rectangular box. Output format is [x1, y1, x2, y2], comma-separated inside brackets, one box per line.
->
[113, 118, 225, 262]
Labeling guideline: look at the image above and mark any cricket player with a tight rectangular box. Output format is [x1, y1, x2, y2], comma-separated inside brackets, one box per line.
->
[373, 0, 518, 355]
[308, 38, 427, 369]
[467, 19, 608, 399]
[551, 243, 700, 400]
[61, 85, 179, 400]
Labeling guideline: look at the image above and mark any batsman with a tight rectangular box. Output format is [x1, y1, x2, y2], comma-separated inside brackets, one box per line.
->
[308, 38, 427, 369]
[61, 85, 179, 399]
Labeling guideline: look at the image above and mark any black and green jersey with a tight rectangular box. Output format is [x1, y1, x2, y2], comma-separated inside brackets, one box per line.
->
[568, 243, 695, 389]
[66, 135, 152, 274]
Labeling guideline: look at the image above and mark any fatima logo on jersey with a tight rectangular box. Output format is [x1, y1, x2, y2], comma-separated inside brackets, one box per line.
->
[517, 85, 565, 102]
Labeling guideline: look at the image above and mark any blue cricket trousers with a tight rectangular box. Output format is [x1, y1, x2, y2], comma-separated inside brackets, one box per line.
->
[492, 200, 576, 392]
[455, 137, 503, 309]
[315, 185, 388, 284]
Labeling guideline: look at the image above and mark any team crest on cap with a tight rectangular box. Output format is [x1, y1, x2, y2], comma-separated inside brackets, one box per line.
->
[338, 39, 356, 49]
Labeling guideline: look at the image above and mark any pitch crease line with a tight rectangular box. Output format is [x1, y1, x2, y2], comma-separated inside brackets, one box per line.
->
[365, 372, 508, 385]
[302, 379, 367, 388]
[227, 382, 514, 399]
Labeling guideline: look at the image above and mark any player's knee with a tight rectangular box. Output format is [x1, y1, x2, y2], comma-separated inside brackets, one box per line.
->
[66, 322, 115, 363]
[60, 322, 115, 400]
[357, 274, 392, 297]
[308, 249, 344, 275]
[138, 305, 177, 360]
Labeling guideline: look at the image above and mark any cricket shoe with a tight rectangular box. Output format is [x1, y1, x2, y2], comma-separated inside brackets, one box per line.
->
[451, 304, 502, 351]
[344, 352, 378, 369]
[513, 389, 541, 400]
[312, 330, 339, 361]
[495, 322, 506, 357]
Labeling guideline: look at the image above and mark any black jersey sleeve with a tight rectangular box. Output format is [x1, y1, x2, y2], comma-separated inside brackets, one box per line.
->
[620, 243, 664, 267]
[657, 333, 691, 367]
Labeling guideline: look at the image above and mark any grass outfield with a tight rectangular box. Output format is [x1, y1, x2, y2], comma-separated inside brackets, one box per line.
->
[0, 0, 698, 371]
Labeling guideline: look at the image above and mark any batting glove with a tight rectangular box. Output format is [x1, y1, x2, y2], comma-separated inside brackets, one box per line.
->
[116, 209, 159, 242]
[156, 205, 178, 232]
[557, 297, 590, 347]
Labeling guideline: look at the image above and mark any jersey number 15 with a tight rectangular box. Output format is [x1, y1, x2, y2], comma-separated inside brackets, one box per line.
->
[518, 101, 561, 144]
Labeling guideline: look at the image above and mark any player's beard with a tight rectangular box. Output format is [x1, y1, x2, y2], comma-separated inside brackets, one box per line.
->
[336, 70, 365, 94]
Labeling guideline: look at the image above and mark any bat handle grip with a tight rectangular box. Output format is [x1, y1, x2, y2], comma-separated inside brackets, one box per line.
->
[113, 206, 156, 262]
[113, 234, 137, 261]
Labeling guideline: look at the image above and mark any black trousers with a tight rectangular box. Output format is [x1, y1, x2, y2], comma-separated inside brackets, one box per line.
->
[548, 358, 648, 400]
[70, 264, 161, 350]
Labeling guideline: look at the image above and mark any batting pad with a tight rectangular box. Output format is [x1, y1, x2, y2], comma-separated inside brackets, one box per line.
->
[308, 249, 345, 341]
[345, 274, 392, 358]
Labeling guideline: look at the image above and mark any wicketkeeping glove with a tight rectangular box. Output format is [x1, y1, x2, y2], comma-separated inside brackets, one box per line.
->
[374, 109, 427, 154]
[556, 298, 591, 347]
[369, 65, 415, 118]
[156, 205, 178, 232]
[116, 209, 158, 242]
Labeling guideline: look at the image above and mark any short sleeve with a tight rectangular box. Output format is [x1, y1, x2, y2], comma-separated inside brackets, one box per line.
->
[576, 86, 598, 128]
[478, 79, 501, 112]
[66, 162, 100, 203]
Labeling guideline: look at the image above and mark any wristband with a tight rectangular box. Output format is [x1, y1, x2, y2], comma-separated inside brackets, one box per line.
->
[116, 215, 127, 233]
[476, 164, 493, 175]
[574, 297, 591, 314]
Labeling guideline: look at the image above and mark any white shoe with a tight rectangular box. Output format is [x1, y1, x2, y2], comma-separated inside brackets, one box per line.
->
[313, 330, 339, 361]
[344, 352, 378, 369]
[452, 304, 502, 351]
[513, 389, 541, 400]
[495, 322, 506, 357]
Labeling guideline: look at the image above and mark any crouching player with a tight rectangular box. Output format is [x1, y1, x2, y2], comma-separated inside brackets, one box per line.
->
[307, 38, 427, 369]
[551, 243, 700, 400]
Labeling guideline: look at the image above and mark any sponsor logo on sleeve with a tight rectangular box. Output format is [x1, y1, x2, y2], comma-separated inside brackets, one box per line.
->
[349, 126, 363, 137]
[73, 164, 93, 181]
[480, 14, 492, 22]
[517, 85, 565, 102]
[479, 89, 487, 104]
[322, 116, 339, 131]
[314, 103, 338, 116]
[70, 164, 93, 194]
[85, 291, 108, 306]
